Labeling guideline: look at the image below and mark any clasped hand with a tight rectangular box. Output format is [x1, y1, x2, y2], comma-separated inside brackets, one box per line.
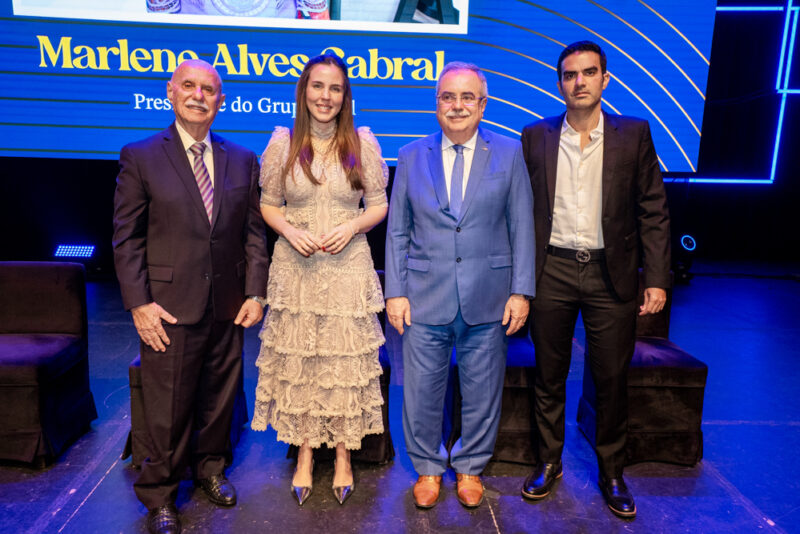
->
[284, 222, 354, 256]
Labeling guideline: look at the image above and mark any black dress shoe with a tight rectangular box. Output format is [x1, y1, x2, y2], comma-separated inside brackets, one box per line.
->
[146, 503, 181, 534]
[599, 476, 636, 518]
[197, 473, 237, 507]
[521, 461, 563, 500]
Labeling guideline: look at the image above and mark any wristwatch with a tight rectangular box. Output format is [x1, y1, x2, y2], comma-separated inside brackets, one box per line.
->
[247, 295, 268, 307]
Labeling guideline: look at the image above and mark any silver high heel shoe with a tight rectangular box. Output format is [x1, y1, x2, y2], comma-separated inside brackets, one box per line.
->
[291, 459, 314, 506]
[332, 459, 355, 505]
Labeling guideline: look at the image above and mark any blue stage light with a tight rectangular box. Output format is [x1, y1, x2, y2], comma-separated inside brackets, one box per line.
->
[680, 235, 697, 252]
[54, 245, 95, 258]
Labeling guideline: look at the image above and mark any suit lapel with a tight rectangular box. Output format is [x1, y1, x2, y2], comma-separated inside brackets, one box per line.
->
[601, 111, 619, 217]
[544, 114, 563, 218]
[210, 132, 227, 230]
[458, 128, 490, 221]
[425, 131, 451, 216]
[162, 123, 212, 227]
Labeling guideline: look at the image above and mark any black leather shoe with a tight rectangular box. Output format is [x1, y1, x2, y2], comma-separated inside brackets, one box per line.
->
[146, 503, 181, 534]
[521, 461, 563, 500]
[599, 476, 636, 518]
[197, 473, 237, 507]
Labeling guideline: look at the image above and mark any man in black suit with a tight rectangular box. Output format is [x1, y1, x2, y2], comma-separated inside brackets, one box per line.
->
[519, 41, 670, 518]
[113, 59, 269, 534]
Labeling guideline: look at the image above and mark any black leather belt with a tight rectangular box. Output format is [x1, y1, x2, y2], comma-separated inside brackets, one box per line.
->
[547, 245, 605, 263]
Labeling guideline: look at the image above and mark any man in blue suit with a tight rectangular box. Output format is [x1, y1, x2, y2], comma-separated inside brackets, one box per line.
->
[385, 62, 535, 509]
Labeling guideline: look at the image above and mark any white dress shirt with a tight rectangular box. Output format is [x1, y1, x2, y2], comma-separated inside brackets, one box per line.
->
[174, 121, 215, 187]
[442, 131, 478, 202]
[549, 113, 604, 250]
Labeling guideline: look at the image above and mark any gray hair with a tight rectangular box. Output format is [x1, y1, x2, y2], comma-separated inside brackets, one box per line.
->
[435, 61, 488, 97]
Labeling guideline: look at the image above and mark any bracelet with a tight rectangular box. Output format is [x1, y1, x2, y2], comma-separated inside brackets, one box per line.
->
[347, 221, 357, 238]
[247, 295, 268, 307]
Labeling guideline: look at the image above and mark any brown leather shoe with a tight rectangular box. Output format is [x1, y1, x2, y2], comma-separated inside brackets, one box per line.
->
[456, 473, 484, 508]
[413, 475, 442, 508]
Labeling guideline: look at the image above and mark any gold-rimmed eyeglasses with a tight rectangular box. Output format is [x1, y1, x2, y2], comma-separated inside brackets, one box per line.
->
[437, 92, 485, 107]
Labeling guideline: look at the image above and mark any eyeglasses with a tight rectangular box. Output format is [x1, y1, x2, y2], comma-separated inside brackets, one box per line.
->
[437, 93, 485, 107]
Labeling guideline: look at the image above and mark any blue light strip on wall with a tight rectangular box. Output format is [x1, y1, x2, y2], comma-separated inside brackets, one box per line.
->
[770, 91, 789, 183]
[777, 3, 793, 88]
[716, 6, 784, 10]
[671, 3, 797, 184]
[665, 177, 776, 184]
[784, 7, 799, 89]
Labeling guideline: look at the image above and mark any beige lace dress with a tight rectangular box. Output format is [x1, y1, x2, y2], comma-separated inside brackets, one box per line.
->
[251, 121, 388, 449]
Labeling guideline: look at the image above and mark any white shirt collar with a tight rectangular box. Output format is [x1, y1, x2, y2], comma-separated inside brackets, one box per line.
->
[174, 121, 212, 153]
[442, 130, 479, 152]
[562, 112, 604, 139]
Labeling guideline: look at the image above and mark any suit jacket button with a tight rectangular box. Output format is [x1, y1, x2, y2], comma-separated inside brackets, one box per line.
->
[456, 257, 462, 263]
[456, 227, 461, 232]
[203, 273, 211, 280]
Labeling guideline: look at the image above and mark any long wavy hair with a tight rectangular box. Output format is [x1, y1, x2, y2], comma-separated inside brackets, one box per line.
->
[283, 53, 363, 191]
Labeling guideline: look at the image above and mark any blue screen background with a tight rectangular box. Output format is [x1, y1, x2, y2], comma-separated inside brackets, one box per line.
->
[0, 1, 716, 172]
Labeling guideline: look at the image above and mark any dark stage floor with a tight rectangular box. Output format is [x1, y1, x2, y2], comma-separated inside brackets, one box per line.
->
[1, 261, 799, 533]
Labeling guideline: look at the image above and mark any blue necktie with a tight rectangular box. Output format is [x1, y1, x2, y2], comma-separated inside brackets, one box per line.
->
[450, 144, 464, 217]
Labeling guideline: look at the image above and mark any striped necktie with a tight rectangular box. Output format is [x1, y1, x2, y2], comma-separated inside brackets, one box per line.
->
[450, 144, 464, 217]
[189, 142, 213, 222]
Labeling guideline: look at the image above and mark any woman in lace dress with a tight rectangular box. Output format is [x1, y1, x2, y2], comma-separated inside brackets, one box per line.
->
[251, 53, 388, 506]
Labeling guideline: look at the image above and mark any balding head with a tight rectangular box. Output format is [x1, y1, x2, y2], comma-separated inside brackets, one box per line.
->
[171, 59, 222, 89]
[167, 59, 226, 140]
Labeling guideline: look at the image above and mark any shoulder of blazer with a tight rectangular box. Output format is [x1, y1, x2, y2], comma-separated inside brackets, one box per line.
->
[211, 131, 258, 161]
[210, 130, 230, 152]
[120, 125, 174, 154]
[522, 114, 563, 136]
[604, 112, 648, 133]
[477, 126, 519, 151]
[398, 131, 439, 158]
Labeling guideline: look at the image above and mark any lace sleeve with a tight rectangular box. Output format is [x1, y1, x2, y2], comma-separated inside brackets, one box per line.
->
[259, 127, 291, 207]
[357, 126, 389, 209]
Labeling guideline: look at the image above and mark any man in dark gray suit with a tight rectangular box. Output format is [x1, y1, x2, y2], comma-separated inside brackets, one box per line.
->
[113, 59, 269, 534]
[520, 41, 670, 518]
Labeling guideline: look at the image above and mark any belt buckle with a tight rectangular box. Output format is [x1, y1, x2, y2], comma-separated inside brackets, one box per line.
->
[575, 249, 591, 263]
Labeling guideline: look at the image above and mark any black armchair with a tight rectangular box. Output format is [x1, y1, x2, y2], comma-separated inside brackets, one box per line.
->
[0, 261, 97, 466]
